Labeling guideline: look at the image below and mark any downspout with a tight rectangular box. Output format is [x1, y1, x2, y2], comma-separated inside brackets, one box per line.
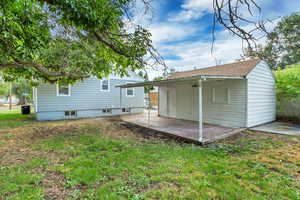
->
[120, 87, 122, 111]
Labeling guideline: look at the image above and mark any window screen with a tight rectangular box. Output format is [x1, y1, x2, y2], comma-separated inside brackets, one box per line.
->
[212, 88, 230, 104]
[126, 88, 134, 97]
[101, 80, 109, 91]
[65, 110, 76, 116]
[57, 84, 70, 96]
[122, 108, 130, 112]
[102, 108, 112, 113]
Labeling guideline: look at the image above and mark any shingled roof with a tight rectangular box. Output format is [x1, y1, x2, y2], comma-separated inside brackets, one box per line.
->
[166, 59, 261, 80]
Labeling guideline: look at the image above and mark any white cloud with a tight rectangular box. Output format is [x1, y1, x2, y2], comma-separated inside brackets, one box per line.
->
[168, 0, 213, 22]
[181, 0, 213, 11]
[147, 27, 257, 80]
[169, 9, 204, 22]
[163, 38, 244, 71]
[149, 22, 198, 44]
[145, 0, 300, 79]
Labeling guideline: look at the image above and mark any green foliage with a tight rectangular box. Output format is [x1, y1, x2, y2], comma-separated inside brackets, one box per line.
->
[248, 13, 300, 69]
[0, 78, 32, 104]
[275, 63, 300, 102]
[11, 79, 32, 104]
[0, 0, 160, 83]
[0, 82, 9, 96]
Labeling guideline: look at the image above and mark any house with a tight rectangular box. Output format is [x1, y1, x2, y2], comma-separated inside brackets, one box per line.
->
[33, 71, 144, 120]
[0, 96, 19, 105]
[119, 59, 276, 142]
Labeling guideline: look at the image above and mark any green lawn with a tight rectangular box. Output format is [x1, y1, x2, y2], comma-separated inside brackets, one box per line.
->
[0, 109, 35, 129]
[0, 110, 299, 199]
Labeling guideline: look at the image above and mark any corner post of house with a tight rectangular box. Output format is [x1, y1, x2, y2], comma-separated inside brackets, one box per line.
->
[120, 87, 122, 109]
[198, 78, 203, 142]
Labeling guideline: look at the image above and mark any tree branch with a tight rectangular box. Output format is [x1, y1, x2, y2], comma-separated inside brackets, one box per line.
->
[0, 62, 89, 79]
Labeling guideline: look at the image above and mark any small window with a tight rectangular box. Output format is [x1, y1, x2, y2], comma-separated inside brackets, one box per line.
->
[102, 108, 112, 113]
[65, 110, 77, 116]
[122, 108, 130, 112]
[100, 79, 110, 91]
[57, 84, 70, 96]
[212, 88, 230, 104]
[126, 88, 134, 97]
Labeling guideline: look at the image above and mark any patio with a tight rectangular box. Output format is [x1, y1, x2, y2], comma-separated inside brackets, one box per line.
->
[120, 110, 244, 144]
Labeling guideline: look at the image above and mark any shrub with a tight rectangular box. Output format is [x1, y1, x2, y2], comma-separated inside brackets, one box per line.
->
[275, 63, 300, 102]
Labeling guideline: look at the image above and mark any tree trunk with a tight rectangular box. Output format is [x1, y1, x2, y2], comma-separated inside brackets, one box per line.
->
[9, 83, 12, 110]
[18, 96, 26, 105]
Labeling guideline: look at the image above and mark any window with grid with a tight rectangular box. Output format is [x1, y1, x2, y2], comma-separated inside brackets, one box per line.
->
[101, 79, 109, 91]
[57, 84, 70, 96]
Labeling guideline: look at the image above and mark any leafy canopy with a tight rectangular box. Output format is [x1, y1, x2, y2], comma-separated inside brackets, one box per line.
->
[0, 0, 162, 84]
[246, 13, 300, 69]
[275, 63, 300, 102]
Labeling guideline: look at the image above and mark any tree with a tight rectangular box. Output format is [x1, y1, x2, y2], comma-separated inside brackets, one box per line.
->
[0, 0, 164, 83]
[245, 13, 300, 69]
[212, 0, 269, 50]
[0, 0, 282, 82]
[0, 78, 32, 105]
[0, 82, 9, 97]
[275, 63, 300, 102]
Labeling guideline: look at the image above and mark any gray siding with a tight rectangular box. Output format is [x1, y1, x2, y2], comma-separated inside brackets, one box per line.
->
[158, 79, 247, 128]
[158, 86, 168, 117]
[246, 61, 276, 127]
[202, 80, 247, 128]
[158, 83, 198, 121]
[175, 83, 198, 121]
[36, 76, 144, 120]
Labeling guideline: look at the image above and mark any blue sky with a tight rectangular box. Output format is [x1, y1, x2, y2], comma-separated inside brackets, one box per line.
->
[135, 0, 300, 79]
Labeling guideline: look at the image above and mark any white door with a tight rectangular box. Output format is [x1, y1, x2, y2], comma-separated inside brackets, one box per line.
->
[176, 84, 196, 121]
[167, 86, 176, 118]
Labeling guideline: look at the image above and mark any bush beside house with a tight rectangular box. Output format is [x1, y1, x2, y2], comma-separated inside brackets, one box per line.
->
[275, 63, 300, 121]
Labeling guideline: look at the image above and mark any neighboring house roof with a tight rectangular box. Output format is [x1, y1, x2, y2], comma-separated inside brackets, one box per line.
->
[166, 59, 261, 79]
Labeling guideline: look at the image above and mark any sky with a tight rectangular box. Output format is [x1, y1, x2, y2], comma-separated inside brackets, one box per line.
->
[134, 0, 300, 79]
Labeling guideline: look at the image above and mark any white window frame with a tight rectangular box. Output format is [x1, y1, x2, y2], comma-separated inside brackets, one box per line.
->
[126, 82, 135, 97]
[57, 84, 71, 96]
[212, 87, 230, 104]
[100, 79, 110, 92]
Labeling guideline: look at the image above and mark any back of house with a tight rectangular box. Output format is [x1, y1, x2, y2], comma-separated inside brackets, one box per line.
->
[33, 71, 144, 120]
[157, 59, 276, 128]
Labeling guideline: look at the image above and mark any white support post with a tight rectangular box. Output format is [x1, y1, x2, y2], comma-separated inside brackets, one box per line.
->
[198, 79, 203, 142]
[147, 88, 151, 127]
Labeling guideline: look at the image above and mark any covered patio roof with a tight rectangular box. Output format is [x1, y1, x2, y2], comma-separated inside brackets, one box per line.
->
[116, 75, 245, 88]
[117, 59, 260, 88]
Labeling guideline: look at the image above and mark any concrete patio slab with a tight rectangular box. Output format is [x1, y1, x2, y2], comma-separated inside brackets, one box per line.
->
[250, 122, 300, 136]
[120, 110, 244, 144]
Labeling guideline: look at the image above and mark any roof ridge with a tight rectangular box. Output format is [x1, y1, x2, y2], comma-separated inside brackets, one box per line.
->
[166, 59, 261, 79]
[171, 58, 260, 74]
